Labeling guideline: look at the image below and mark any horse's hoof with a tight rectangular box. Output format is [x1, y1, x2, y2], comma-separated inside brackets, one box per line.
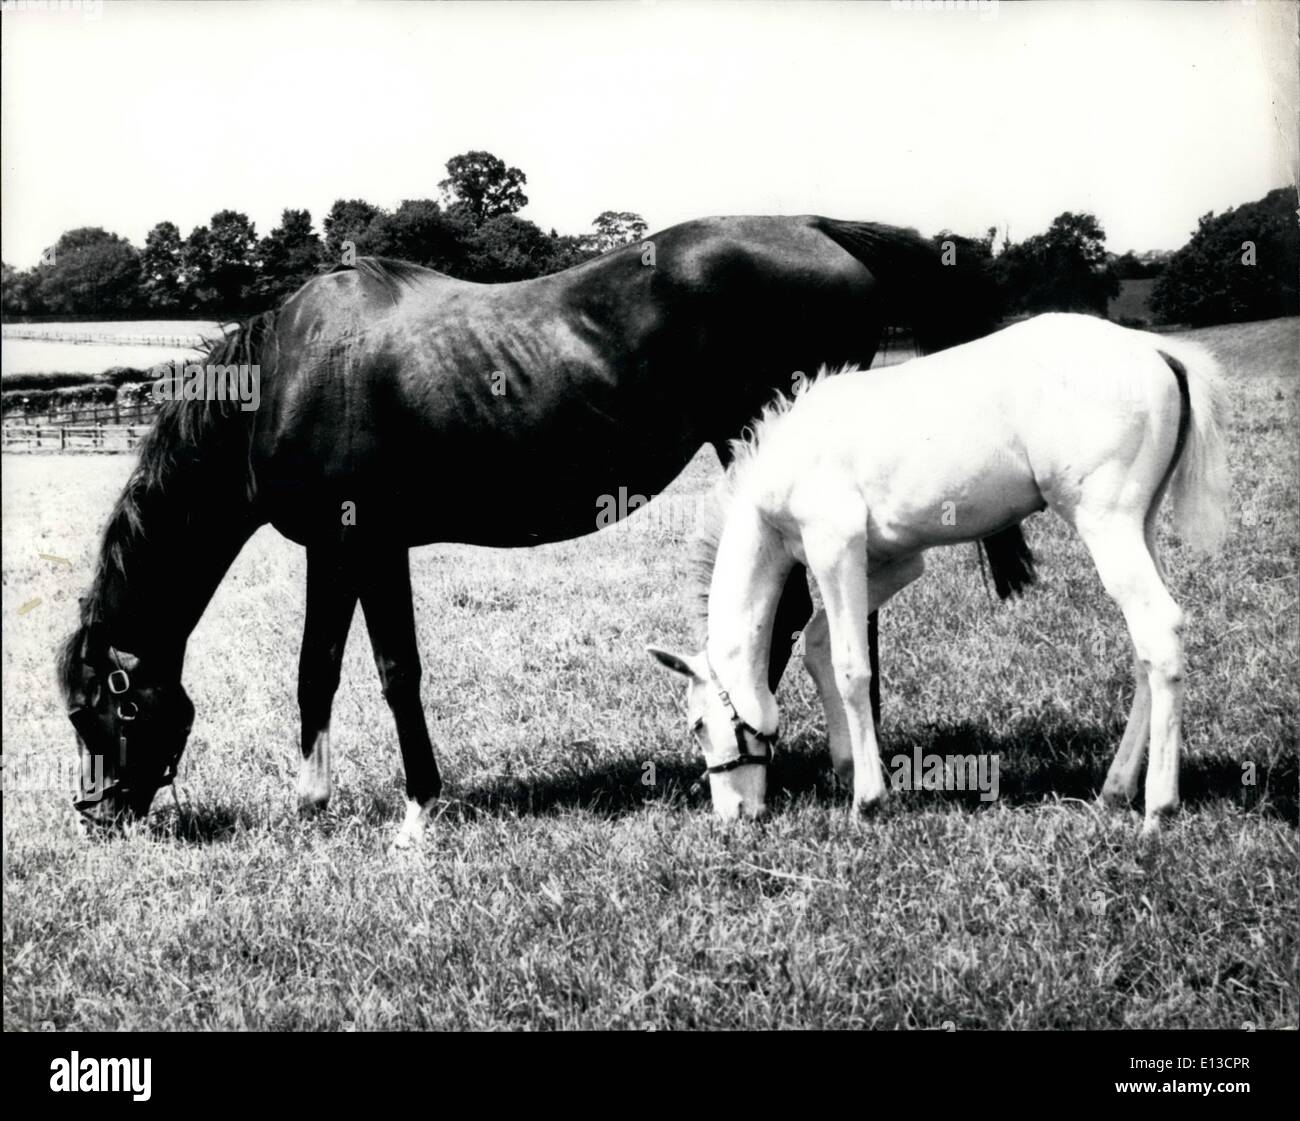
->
[1099, 785, 1134, 811]
[851, 793, 886, 818]
[387, 833, 419, 857]
[297, 795, 330, 817]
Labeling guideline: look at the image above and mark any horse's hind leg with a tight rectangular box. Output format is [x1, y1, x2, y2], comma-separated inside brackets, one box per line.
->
[1076, 518, 1185, 834]
[801, 609, 854, 784]
[1100, 637, 1151, 808]
[297, 546, 359, 813]
[356, 547, 442, 851]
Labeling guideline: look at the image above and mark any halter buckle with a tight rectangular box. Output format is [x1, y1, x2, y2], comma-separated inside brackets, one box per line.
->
[107, 669, 131, 695]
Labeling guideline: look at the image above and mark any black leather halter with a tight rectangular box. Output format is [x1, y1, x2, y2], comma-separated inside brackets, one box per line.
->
[701, 658, 777, 776]
[70, 651, 183, 814]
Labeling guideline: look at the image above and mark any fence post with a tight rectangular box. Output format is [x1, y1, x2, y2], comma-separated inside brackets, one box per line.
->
[60, 427, 66, 452]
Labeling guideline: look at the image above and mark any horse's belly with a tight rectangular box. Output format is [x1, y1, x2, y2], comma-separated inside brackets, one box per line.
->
[866, 445, 1043, 554]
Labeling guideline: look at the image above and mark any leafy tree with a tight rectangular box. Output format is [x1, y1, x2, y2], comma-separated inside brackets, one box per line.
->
[589, 210, 648, 253]
[374, 199, 472, 272]
[255, 208, 324, 305]
[438, 151, 528, 228]
[322, 199, 387, 262]
[461, 213, 554, 281]
[994, 211, 1119, 316]
[139, 221, 185, 312]
[181, 225, 215, 310]
[544, 231, 600, 273]
[1, 262, 46, 316]
[182, 211, 258, 314]
[1150, 187, 1299, 326]
[34, 228, 142, 316]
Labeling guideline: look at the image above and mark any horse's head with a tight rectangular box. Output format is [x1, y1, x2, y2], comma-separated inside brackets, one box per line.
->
[647, 646, 772, 821]
[59, 624, 194, 829]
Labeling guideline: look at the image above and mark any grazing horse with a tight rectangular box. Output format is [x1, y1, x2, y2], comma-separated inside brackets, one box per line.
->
[649, 313, 1229, 835]
[57, 214, 1029, 850]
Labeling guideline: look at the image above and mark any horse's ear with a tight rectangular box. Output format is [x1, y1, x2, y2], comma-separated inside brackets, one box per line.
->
[645, 646, 706, 681]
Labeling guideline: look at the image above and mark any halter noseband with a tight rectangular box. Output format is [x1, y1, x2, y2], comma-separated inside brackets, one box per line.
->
[700, 658, 777, 777]
[71, 650, 183, 814]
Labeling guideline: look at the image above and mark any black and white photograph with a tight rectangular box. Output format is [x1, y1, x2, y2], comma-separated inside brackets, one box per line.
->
[2, 0, 1296, 1063]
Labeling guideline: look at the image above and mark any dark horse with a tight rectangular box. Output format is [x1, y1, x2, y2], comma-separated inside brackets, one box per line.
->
[58, 215, 1033, 847]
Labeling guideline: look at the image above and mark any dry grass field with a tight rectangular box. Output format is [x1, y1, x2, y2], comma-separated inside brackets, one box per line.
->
[3, 318, 1296, 1030]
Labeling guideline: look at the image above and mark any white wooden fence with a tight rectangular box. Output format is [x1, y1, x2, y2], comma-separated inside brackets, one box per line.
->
[1, 425, 146, 453]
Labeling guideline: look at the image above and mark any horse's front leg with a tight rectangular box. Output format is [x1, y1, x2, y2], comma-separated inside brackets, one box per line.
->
[805, 526, 922, 815]
[355, 547, 442, 852]
[297, 545, 359, 814]
[803, 525, 887, 814]
[769, 566, 881, 726]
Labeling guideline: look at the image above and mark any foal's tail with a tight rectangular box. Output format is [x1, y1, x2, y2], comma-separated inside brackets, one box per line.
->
[1155, 338, 1230, 555]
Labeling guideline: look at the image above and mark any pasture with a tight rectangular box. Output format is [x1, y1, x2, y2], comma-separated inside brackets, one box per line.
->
[1, 320, 216, 377]
[3, 319, 1296, 1030]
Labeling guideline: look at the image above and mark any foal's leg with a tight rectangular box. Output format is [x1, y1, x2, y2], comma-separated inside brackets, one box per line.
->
[1076, 520, 1185, 835]
[1100, 638, 1151, 807]
[1101, 517, 1163, 807]
[356, 547, 442, 851]
[806, 540, 925, 813]
[801, 609, 854, 783]
[770, 569, 881, 725]
[297, 546, 359, 813]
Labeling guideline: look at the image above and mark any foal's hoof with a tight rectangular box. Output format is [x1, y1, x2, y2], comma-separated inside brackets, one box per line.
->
[387, 834, 419, 857]
[1100, 782, 1136, 811]
[1140, 814, 1167, 840]
[297, 794, 330, 818]
[851, 792, 886, 819]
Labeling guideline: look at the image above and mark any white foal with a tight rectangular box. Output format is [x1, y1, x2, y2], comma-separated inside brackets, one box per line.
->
[650, 313, 1229, 834]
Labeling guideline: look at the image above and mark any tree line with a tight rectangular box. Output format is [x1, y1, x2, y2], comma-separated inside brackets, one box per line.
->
[0, 151, 648, 319]
[933, 186, 1296, 327]
[2, 146, 1294, 328]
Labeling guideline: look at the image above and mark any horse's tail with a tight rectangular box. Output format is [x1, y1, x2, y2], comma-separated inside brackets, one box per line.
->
[1155, 339, 1231, 555]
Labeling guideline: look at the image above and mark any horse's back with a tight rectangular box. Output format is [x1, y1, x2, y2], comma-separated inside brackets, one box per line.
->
[757, 314, 1189, 553]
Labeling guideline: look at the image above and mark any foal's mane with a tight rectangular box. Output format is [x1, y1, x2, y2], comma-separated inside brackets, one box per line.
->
[686, 367, 856, 643]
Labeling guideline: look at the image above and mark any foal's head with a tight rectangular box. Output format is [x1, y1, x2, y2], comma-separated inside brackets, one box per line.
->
[647, 646, 772, 821]
[58, 624, 194, 828]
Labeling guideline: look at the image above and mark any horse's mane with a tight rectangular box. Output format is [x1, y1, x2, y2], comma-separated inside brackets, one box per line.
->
[56, 314, 281, 700]
[57, 255, 436, 700]
[325, 256, 434, 301]
[685, 366, 856, 644]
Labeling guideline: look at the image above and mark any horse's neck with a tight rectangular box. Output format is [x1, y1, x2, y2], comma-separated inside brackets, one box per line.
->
[91, 480, 257, 668]
[706, 495, 791, 732]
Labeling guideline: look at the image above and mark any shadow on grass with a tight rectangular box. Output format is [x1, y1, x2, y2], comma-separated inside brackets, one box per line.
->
[441, 719, 1297, 827]
[144, 719, 1297, 843]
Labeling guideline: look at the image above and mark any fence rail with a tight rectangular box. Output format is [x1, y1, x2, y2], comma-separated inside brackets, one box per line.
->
[1, 327, 209, 348]
[2, 425, 147, 453]
[3, 400, 159, 427]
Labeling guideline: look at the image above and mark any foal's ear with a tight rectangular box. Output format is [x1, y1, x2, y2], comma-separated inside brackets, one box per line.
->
[645, 646, 706, 681]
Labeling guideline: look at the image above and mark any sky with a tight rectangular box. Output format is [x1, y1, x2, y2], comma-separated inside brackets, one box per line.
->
[2, 0, 1296, 267]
